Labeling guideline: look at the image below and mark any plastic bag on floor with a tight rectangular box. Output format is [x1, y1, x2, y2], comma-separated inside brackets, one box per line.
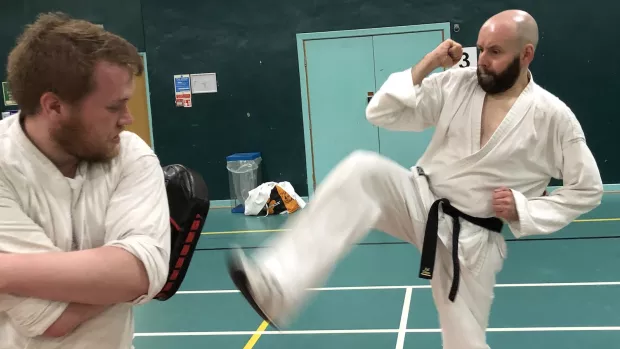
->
[244, 181, 306, 216]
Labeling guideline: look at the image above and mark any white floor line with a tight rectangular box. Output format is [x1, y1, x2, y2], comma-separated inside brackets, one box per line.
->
[175, 281, 620, 295]
[134, 326, 620, 337]
[395, 287, 412, 349]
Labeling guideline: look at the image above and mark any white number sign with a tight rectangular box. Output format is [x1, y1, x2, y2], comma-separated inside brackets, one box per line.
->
[451, 47, 478, 69]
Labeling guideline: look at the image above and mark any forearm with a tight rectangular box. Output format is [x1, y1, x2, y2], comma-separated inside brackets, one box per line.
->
[0, 246, 150, 305]
[43, 303, 109, 338]
[366, 58, 445, 131]
[411, 53, 441, 86]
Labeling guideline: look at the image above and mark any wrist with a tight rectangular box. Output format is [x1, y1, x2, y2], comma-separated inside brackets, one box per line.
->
[424, 52, 443, 70]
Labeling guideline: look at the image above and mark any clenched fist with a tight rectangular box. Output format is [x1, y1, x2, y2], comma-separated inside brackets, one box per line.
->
[492, 187, 519, 222]
[430, 39, 463, 68]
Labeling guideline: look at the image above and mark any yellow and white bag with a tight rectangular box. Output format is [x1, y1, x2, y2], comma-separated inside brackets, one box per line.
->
[244, 181, 306, 216]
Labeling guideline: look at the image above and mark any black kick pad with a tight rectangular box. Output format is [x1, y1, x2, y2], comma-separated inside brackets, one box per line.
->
[155, 164, 211, 301]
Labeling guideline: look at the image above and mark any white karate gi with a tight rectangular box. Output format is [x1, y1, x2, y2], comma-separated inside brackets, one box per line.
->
[0, 114, 171, 348]
[236, 66, 603, 349]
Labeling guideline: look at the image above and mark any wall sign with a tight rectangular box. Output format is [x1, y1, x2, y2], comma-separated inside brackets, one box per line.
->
[2, 82, 16, 107]
[174, 74, 192, 108]
[452, 47, 478, 69]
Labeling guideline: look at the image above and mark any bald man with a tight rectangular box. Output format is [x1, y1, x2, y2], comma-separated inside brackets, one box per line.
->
[227, 10, 603, 349]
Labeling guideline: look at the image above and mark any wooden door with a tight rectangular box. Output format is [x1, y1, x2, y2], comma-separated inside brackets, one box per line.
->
[126, 53, 153, 148]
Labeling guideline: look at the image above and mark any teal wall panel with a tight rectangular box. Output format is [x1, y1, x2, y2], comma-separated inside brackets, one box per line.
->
[372, 28, 447, 170]
[299, 23, 451, 193]
[303, 36, 379, 191]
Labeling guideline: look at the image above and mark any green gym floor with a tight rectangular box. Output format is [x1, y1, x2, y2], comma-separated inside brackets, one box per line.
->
[132, 192, 620, 349]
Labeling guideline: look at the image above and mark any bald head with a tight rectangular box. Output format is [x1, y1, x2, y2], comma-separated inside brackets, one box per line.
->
[481, 10, 539, 51]
[475, 10, 538, 94]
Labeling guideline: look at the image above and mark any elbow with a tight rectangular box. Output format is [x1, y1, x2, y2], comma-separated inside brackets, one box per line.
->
[578, 176, 604, 212]
[127, 247, 169, 304]
[592, 180, 604, 207]
[365, 107, 399, 129]
[42, 322, 73, 338]
[365, 104, 383, 126]
[132, 246, 170, 303]
[13, 323, 68, 339]
[105, 239, 170, 304]
[129, 259, 152, 299]
[365, 94, 397, 128]
[588, 171, 604, 207]
[6, 300, 72, 339]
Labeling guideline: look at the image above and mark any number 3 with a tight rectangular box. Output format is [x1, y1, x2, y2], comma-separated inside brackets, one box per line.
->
[459, 52, 470, 68]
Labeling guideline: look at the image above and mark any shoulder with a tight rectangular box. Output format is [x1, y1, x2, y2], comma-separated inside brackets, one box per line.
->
[425, 66, 478, 94]
[531, 82, 585, 142]
[0, 114, 19, 143]
[532, 83, 572, 116]
[0, 115, 32, 172]
[429, 66, 477, 84]
[0, 114, 17, 132]
[118, 131, 156, 161]
[104, 131, 161, 178]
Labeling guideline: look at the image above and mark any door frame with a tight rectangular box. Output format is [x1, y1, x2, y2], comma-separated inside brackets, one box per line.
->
[296, 23, 451, 196]
[139, 52, 156, 150]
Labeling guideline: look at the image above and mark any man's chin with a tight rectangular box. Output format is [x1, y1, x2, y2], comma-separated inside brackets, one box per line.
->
[105, 144, 121, 160]
[477, 77, 494, 90]
[82, 145, 121, 163]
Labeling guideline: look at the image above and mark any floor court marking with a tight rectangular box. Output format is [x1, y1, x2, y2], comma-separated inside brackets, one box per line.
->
[201, 217, 620, 236]
[174, 281, 620, 295]
[134, 326, 620, 337]
[242, 321, 269, 349]
[209, 191, 620, 209]
[202, 229, 286, 235]
[136, 283, 620, 338]
[395, 287, 412, 349]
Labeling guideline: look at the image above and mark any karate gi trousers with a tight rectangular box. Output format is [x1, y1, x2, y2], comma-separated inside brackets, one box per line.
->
[235, 150, 508, 349]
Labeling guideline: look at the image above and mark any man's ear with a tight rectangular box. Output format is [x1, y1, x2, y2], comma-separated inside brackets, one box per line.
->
[522, 44, 535, 65]
[39, 92, 65, 119]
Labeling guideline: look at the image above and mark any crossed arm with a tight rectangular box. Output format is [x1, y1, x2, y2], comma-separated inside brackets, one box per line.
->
[0, 152, 171, 338]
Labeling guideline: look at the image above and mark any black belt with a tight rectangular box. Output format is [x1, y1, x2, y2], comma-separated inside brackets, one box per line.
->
[418, 198, 503, 302]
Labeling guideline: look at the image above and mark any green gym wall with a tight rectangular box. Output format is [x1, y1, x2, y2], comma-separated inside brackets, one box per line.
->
[1, 0, 617, 200]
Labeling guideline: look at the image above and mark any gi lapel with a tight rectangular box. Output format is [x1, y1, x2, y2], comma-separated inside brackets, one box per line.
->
[440, 72, 537, 171]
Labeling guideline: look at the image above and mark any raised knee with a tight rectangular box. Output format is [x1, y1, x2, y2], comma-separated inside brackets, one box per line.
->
[329, 150, 389, 185]
[341, 150, 382, 170]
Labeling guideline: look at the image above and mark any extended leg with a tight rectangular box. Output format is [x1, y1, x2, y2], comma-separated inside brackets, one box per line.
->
[227, 150, 430, 328]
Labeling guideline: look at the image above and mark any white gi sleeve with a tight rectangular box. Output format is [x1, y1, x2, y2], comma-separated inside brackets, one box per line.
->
[366, 67, 461, 131]
[103, 138, 171, 305]
[0, 177, 69, 337]
[508, 109, 604, 238]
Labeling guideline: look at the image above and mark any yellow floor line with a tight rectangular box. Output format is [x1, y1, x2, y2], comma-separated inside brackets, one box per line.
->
[202, 229, 287, 235]
[201, 218, 620, 236]
[242, 321, 269, 349]
[574, 218, 620, 223]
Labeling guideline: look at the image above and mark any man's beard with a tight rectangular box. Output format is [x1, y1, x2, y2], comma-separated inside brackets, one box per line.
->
[477, 56, 522, 94]
[52, 112, 119, 163]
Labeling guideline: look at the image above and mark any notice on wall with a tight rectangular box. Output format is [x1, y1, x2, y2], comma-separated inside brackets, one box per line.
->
[2, 82, 16, 106]
[451, 47, 478, 69]
[190, 73, 217, 94]
[174, 74, 192, 107]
